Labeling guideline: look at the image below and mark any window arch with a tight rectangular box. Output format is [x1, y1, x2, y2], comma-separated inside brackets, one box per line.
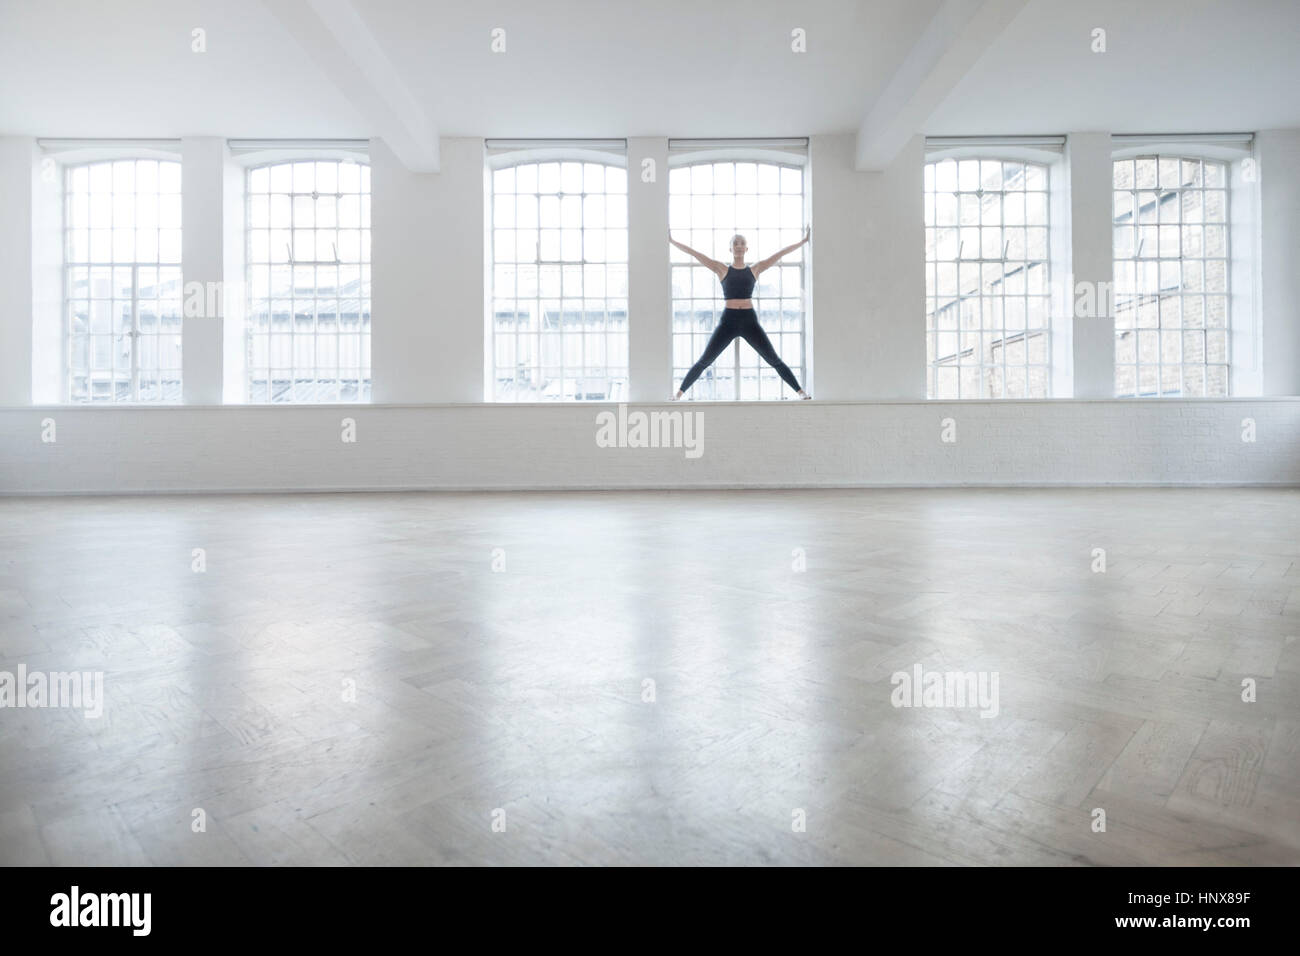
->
[245, 159, 371, 402]
[489, 160, 628, 402]
[1112, 156, 1229, 396]
[924, 158, 1051, 399]
[669, 160, 806, 400]
[64, 158, 183, 402]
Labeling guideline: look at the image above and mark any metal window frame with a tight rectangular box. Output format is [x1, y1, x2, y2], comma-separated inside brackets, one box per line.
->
[1111, 155, 1231, 397]
[62, 158, 183, 403]
[244, 159, 372, 403]
[924, 158, 1052, 399]
[488, 159, 630, 403]
[669, 159, 808, 401]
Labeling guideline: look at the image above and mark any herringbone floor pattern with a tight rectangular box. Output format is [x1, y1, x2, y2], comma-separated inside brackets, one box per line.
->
[1, 488, 1297, 865]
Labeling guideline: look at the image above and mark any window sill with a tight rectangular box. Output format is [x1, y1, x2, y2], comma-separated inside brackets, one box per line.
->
[7, 396, 1299, 412]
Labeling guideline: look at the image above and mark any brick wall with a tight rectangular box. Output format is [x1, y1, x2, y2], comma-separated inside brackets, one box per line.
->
[3, 399, 1297, 493]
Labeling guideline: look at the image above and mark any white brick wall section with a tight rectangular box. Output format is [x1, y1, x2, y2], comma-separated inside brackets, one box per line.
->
[1, 400, 1298, 494]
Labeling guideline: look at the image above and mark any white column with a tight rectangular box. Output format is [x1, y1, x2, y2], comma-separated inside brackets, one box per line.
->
[181, 137, 228, 404]
[0, 138, 37, 405]
[808, 133, 865, 400]
[221, 150, 246, 402]
[813, 133, 925, 400]
[1065, 132, 1115, 398]
[371, 137, 483, 403]
[1256, 129, 1300, 396]
[627, 137, 669, 402]
[32, 144, 62, 405]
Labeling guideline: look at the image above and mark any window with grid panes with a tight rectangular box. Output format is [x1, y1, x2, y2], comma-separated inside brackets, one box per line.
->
[245, 160, 371, 402]
[669, 161, 806, 400]
[924, 158, 1051, 399]
[489, 160, 629, 401]
[1112, 156, 1230, 396]
[64, 159, 183, 402]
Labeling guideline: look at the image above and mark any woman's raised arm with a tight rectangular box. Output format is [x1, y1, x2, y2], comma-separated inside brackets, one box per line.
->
[669, 232, 726, 279]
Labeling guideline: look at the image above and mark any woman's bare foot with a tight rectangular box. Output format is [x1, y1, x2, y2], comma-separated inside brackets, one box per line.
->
[797, 389, 811, 400]
[672, 389, 684, 401]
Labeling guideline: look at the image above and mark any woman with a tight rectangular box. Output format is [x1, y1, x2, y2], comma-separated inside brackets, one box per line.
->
[669, 226, 811, 400]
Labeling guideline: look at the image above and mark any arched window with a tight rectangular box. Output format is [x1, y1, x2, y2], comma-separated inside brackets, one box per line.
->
[1112, 157, 1229, 396]
[489, 160, 629, 402]
[669, 160, 806, 400]
[245, 160, 371, 402]
[64, 159, 183, 402]
[924, 158, 1051, 399]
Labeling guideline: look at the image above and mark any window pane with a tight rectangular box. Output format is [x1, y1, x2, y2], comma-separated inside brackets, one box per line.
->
[668, 160, 806, 400]
[488, 161, 629, 401]
[246, 161, 372, 402]
[63, 159, 182, 402]
[924, 159, 1051, 399]
[1112, 157, 1230, 396]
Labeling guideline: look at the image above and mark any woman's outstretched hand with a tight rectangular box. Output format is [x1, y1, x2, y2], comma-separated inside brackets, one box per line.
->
[803, 225, 811, 244]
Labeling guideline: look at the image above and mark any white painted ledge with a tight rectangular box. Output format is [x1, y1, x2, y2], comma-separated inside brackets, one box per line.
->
[10, 396, 1300, 410]
[3, 399, 1298, 493]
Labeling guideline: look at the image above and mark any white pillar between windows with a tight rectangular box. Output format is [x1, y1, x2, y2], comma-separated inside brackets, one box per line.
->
[811, 133, 926, 400]
[1256, 129, 1300, 396]
[808, 133, 866, 401]
[627, 137, 670, 402]
[181, 137, 228, 404]
[0, 138, 37, 405]
[371, 137, 483, 403]
[221, 151, 246, 403]
[1065, 132, 1115, 398]
[32, 144, 62, 405]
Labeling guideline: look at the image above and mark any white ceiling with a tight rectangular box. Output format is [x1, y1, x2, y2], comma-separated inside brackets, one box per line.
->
[0, 0, 367, 137]
[0, 0, 1297, 142]
[926, 0, 1300, 134]
[351, 0, 942, 137]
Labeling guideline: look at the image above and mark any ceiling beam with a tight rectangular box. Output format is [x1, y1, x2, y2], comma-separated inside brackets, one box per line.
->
[261, 0, 439, 172]
[855, 0, 1028, 172]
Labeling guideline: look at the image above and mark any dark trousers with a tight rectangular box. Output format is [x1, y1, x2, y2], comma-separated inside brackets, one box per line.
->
[679, 308, 802, 393]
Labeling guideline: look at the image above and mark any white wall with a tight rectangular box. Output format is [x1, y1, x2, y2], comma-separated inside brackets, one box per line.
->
[810, 133, 926, 400]
[627, 137, 669, 403]
[31, 142, 62, 406]
[1257, 129, 1300, 396]
[181, 137, 228, 404]
[6, 130, 1300, 408]
[4, 400, 1297, 493]
[221, 144, 246, 402]
[1, 129, 1299, 492]
[0, 137, 36, 405]
[370, 136, 483, 403]
[1065, 132, 1115, 399]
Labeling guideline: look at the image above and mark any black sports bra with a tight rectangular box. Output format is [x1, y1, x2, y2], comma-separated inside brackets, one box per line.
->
[720, 265, 756, 299]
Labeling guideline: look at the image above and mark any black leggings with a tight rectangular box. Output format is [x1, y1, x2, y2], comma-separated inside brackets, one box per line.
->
[679, 308, 802, 394]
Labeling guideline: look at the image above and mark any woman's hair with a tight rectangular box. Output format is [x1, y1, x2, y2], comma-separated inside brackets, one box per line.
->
[730, 233, 746, 248]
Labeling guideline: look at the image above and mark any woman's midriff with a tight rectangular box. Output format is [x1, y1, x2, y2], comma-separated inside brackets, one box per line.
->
[725, 299, 753, 309]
